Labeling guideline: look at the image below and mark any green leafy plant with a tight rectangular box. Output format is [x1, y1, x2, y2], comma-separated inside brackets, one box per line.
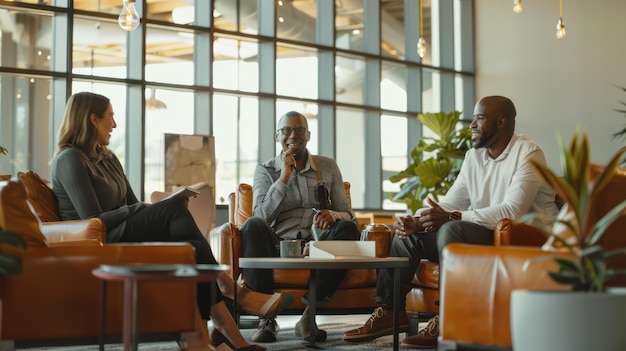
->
[0, 146, 9, 161]
[613, 86, 626, 140]
[528, 128, 626, 292]
[388, 111, 472, 213]
[0, 227, 27, 275]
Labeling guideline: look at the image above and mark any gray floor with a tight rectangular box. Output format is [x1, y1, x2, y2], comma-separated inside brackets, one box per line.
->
[5, 314, 454, 351]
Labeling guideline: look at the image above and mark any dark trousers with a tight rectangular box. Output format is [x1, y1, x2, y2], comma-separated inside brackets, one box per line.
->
[375, 220, 494, 308]
[118, 198, 222, 319]
[240, 217, 361, 304]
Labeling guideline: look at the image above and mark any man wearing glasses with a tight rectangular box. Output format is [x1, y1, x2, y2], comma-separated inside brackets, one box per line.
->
[239, 111, 361, 343]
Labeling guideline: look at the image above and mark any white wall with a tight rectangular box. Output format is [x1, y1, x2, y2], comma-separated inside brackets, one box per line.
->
[475, 0, 626, 169]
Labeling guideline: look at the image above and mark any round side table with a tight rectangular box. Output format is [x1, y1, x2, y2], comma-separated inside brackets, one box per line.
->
[92, 264, 228, 351]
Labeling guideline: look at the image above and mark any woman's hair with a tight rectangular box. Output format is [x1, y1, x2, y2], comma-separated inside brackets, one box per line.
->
[54, 92, 111, 159]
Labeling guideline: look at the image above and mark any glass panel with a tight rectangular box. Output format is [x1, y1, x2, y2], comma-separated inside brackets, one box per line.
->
[213, 36, 259, 92]
[74, 0, 121, 14]
[213, 94, 259, 204]
[147, 2, 199, 26]
[277, 0, 316, 44]
[336, 108, 365, 209]
[421, 68, 438, 113]
[276, 45, 317, 100]
[214, 0, 258, 34]
[145, 26, 194, 85]
[275, 100, 318, 156]
[335, 0, 364, 52]
[0, 9, 52, 71]
[381, 0, 405, 59]
[73, 18, 128, 79]
[335, 55, 364, 105]
[421, 0, 433, 65]
[381, 61, 407, 111]
[143, 88, 194, 200]
[70, 81, 128, 168]
[0, 75, 52, 175]
[381, 114, 408, 211]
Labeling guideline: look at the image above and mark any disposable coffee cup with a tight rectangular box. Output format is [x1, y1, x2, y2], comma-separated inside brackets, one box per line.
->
[280, 240, 302, 258]
[361, 223, 392, 258]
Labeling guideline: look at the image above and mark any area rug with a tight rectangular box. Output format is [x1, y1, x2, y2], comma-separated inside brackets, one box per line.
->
[9, 322, 432, 351]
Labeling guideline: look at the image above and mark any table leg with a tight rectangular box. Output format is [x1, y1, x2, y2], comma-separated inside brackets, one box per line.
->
[122, 279, 139, 351]
[393, 267, 400, 351]
[99, 280, 107, 351]
[304, 269, 322, 349]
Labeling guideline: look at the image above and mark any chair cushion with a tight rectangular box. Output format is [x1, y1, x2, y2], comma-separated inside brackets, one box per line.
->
[18, 170, 59, 222]
[0, 181, 48, 247]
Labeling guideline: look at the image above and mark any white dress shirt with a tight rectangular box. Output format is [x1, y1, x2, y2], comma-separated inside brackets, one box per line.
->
[435, 134, 559, 230]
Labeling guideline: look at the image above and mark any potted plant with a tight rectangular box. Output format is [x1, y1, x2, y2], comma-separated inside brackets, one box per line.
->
[388, 111, 472, 213]
[511, 128, 626, 351]
[613, 86, 626, 140]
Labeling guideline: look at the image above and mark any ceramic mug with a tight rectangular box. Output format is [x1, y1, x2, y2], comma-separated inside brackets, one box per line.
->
[280, 239, 302, 258]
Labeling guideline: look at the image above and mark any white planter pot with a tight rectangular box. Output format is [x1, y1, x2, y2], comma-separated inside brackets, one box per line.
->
[511, 290, 626, 351]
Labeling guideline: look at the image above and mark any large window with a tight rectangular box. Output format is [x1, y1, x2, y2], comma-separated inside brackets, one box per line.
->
[0, 0, 475, 211]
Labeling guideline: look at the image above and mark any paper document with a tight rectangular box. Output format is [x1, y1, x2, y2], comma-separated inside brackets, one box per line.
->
[309, 241, 376, 259]
[164, 186, 200, 200]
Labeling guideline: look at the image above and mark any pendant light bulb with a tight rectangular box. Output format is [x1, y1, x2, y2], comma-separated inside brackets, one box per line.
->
[556, 17, 566, 39]
[417, 37, 427, 59]
[118, 0, 140, 31]
[513, 0, 522, 13]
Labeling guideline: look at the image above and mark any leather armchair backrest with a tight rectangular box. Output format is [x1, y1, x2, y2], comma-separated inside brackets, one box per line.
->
[17, 170, 59, 222]
[229, 182, 352, 226]
[0, 181, 48, 247]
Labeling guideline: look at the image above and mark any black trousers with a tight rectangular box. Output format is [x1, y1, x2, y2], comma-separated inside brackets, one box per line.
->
[240, 217, 360, 304]
[375, 220, 494, 309]
[117, 198, 222, 320]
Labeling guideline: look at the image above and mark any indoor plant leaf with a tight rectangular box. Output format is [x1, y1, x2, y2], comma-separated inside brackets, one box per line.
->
[389, 111, 471, 213]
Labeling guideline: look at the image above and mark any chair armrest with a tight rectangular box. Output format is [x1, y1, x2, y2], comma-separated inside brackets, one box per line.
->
[40, 218, 107, 244]
[1, 243, 198, 338]
[494, 218, 548, 247]
[48, 239, 103, 247]
[440, 243, 569, 347]
[211, 222, 242, 279]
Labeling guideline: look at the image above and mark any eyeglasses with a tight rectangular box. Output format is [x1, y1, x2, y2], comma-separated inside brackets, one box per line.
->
[277, 127, 308, 136]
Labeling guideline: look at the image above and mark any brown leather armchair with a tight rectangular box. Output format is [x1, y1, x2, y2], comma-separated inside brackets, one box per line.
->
[0, 175, 198, 347]
[210, 182, 439, 321]
[440, 165, 626, 348]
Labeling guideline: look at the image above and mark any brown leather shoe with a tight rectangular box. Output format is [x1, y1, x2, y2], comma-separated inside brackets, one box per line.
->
[400, 315, 439, 349]
[342, 306, 409, 342]
[237, 285, 294, 318]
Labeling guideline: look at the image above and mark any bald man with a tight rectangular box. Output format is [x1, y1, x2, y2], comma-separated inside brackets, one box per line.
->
[344, 96, 559, 349]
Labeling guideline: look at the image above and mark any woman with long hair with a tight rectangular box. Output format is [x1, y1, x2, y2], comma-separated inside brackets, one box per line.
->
[51, 92, 292, 351]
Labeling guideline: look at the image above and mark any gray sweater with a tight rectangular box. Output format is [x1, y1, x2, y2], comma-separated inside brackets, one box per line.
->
[51, 147, 145, 242]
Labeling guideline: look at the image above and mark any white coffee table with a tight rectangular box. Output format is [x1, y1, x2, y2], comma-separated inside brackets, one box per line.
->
[238, 257, 409, 351]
